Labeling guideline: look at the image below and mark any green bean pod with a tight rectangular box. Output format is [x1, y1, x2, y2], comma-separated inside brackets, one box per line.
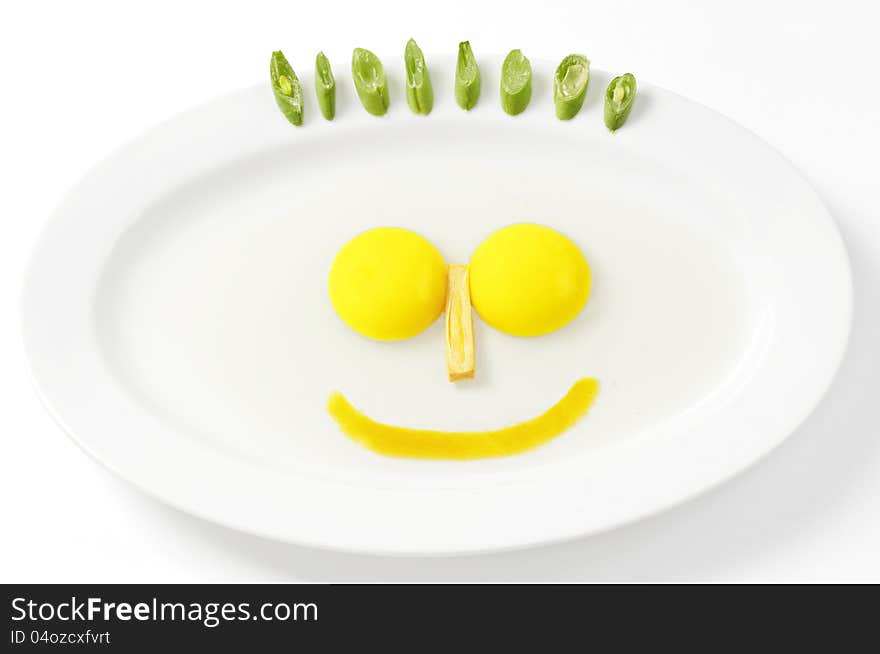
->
[314, 51, 336, 121]
[351, 48, 390, 116]
[604, 73, 637, 131]
[455, 41, 480, 110]
[500, 49, 532, 115]
[404, 38, 433, 115]
[553, 54, 590, 120]
[270, 50, 304, 126]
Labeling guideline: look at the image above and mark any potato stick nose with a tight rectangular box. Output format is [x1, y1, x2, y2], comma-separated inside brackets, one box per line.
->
[445, 265, 475, 381]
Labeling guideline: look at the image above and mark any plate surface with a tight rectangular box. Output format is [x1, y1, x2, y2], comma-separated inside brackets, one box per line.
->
[22, 55, 852, 554]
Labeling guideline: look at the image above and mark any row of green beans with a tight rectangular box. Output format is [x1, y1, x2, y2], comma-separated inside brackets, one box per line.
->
[270, 41, 636, 131]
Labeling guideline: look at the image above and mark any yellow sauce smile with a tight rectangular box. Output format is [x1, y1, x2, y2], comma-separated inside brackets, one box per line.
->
[327, 378, 599, 460]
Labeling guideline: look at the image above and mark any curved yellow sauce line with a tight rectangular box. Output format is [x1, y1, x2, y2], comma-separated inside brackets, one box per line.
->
[327, 378, 599, 460]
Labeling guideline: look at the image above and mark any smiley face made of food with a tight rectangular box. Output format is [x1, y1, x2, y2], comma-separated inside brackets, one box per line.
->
[327, 223, 598, 459]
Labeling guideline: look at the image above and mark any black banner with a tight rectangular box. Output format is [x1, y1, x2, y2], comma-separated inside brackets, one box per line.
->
[3, 584, 877, 650]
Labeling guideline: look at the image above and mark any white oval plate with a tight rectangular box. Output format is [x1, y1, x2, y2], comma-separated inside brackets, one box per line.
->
[22, 55, 852, 555]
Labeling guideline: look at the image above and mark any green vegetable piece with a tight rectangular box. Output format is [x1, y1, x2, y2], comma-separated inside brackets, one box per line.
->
[314, 51, 336, 121]
[351, 48, 390, 116]
[604, 73, 637, 131]
[270, 50, 304, 126]
[404, 38, 433, 115]
[554, 54, 590, 120]
[455, 41, 480, 110]
[500, 49, 532, 115]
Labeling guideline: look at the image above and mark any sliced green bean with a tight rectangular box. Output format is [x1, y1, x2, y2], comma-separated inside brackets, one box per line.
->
[500, 49, 532, 115]
[404, 38, 433, 115]
[314, 51, 335, 121]
[351, 48, 389, 116]
[553, 54, 590, 120]
[455, 41, 480, 110]
[604, 73, 637, 131]
[270, 50, 303, 126]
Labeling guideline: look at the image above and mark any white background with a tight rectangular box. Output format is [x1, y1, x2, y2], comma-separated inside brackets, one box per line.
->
[1, 0, 878, 582]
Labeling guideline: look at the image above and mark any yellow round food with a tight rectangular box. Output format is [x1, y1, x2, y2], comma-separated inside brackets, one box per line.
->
[329, 227, 447, 340]
[469, 224, 590, 337]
